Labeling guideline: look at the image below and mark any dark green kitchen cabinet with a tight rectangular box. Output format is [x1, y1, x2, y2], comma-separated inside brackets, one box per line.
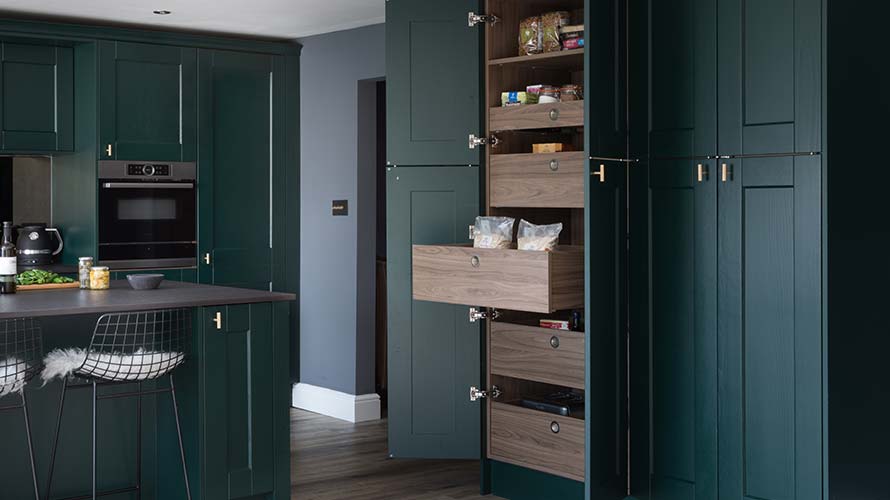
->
[717, 155, 822, 500]
[385, 0, 480, 166]
[717, 0, 821, 155]
[649, 0, 716, 159]
[197, 49, 284, 290]
[648, 158, 717, 500]
[199, 303, 285, 500]
[0, 41, 72, 152]
[386, 165, 481, 459]
[99, 41, 197, 161]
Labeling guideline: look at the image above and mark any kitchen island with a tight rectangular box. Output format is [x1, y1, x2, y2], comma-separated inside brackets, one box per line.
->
[0, 281, 295, 500]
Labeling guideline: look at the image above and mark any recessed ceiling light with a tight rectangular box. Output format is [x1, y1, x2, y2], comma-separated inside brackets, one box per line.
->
[153, 10, 172, 15]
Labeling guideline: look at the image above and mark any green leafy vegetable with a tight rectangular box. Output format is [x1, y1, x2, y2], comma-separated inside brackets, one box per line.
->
[15, 269, 76, 285]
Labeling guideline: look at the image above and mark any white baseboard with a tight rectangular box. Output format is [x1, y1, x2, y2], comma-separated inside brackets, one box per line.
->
[292, 383, 381, 423]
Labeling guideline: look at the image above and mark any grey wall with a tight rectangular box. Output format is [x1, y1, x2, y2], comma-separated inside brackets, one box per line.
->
[299, 23, 385, 395]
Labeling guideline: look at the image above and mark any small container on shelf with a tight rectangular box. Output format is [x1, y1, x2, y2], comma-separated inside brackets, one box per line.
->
[78, 257, 93, 289]
[532, 143, 572, 154]
[89, 266, 110, 290]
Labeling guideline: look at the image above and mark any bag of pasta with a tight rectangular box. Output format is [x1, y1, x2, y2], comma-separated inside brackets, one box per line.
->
[518, 16, 543, 55]
[517, 219, 562, 251]
[473, 216, 515, 249]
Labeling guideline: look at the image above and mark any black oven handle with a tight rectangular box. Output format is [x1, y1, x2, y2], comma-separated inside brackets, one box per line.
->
[102, 182, 195, 189]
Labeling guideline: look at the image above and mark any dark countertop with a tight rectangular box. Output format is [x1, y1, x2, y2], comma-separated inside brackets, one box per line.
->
[0, 280, 295, 319]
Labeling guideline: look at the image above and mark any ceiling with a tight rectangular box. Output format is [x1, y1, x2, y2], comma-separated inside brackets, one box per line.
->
[0, 0, 386, 39]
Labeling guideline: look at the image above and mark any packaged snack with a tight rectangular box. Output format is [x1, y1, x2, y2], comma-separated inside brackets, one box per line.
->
[501, 91, 530, 106]
[519, 16, 543, 55]
[532, 143, 572, 154]
[560, 84, 583, 101]
[562, 36, 585, 50]
[541, 11, 571, 52]
[517, 219, 562, 251]
[473, 216, 515, 249]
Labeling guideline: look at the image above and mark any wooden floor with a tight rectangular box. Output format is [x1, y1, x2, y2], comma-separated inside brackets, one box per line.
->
[291, 409, 504, 500]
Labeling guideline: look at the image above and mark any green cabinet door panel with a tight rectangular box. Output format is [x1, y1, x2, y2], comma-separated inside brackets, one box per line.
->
[717, 0, 821, 155]
[0, 42, 73, 151]
[197, 49, 280, 290]
[386, 165, 481, 459]
[649, 0, 716, 158]
[99, 41, 197, 161]
[649, 159, 717, 500]
[717, 155, 822, 500]
[202, 303, 278, 499]
[386, 0, 480, 166]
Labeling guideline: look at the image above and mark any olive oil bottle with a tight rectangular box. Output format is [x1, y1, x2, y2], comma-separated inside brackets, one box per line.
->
[0, 221, 17, 294]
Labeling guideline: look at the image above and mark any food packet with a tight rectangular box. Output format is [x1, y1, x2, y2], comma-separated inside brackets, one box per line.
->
[541, 11, 571, 53]
[473, 216, 515, 249]
[518, 16, 543, 55]
[517, 219, 562, 251]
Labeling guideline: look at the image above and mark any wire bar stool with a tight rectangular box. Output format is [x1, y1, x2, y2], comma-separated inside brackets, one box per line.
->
[43, 308, 192, 500]
[0, 317, 42, 500]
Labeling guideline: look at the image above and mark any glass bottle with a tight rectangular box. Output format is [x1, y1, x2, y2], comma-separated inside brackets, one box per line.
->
[0, 221, 17, 294]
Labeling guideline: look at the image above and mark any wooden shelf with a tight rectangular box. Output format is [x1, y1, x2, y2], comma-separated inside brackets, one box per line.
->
[488, 49, 585, 70]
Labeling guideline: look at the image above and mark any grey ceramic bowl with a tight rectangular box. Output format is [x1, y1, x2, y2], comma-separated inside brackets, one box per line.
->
[126, 274, 165, 290]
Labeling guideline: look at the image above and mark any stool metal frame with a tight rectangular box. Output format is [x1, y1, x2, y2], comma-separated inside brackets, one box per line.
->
[45, 309, 192, 500]
[0, 317, 42, 500]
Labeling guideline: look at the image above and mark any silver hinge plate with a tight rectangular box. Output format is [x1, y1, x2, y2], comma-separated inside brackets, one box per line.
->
[468, 133, 500, 150]
[469, 385, 502, 402]
[468, 307, 501, 323]
[468, 12, 499, 27]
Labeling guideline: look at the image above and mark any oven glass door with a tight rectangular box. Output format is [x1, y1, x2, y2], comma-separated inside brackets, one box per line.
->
[98, 181, 196, 245]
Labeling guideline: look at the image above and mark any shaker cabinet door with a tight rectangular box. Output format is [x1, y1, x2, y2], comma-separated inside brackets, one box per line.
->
[99, 41, 197, 161]
[0, 42, 72, 152]
[648, 158, 718, 500]
[717, 155, 822, 500]
[717, 0, 821, 155]
[386, 0, 481, 166]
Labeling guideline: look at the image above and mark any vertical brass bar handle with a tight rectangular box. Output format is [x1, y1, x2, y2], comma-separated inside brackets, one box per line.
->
[722, 163, 728, 182]
[105, 144, 113, 157]
[213, 311, 222, 330]
[697, 163, 708, 182]
[722, 163, 733, 182]
[593, 164, 605, 183]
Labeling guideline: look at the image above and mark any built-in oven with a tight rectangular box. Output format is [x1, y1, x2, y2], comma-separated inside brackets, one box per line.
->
[98, 161, 196, 269]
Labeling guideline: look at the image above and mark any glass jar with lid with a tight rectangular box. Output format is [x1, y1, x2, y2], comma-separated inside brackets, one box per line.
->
[78, 257, 93, 289]
[89, 266, 110, 290]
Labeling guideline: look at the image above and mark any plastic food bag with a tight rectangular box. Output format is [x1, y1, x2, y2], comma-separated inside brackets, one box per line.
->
[518, 16, 543, 55]
[473, 216, 515, 249]
[517, 219, 563, 251]
[541, 11, 571, 53]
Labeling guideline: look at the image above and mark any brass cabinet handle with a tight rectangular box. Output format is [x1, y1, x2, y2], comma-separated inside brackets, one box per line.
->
[213, 311, 222, 330]
[550, 336, 560, 348]
[549, 159, 559, 171]
[105, 144, 113, 157]
[550, 421, 560, 434]
[470, 256, 480, 267]
[697, 163, 709, 182]
[203, 252, 211, 265]
[549, 108, 560, 121]
[721, 163, 733, 182]
[592, 163, 605, 183]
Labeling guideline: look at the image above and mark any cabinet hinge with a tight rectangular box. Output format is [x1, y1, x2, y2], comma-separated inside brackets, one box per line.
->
[469, 385, 501, 402]
[469, 307, 500, 323]
[468, 12, 499, 27]
[469, 133, 499, 150]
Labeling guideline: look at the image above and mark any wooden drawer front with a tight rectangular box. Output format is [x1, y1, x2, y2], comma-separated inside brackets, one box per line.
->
[489, 403, 585, 481]
[490, 323, 585, 389]
[490, 152, 585, 208]
[412, 245, 584, 313]
[489, 101, 584, 132]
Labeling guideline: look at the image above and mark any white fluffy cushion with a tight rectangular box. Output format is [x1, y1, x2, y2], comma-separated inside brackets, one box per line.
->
[42, 348, 184, 383]
[0, 357, 28, 396]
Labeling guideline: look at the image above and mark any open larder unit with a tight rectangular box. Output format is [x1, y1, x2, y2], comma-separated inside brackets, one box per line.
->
[406, 0, 626, 498]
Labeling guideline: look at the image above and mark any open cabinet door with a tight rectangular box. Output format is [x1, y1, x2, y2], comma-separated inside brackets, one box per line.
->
[386, 166, 481, 459]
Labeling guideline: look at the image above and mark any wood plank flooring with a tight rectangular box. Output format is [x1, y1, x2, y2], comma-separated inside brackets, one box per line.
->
[291, 409, 504, 500]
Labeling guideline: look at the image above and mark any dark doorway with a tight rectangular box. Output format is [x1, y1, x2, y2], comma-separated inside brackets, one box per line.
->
[374, 80, 387, 412]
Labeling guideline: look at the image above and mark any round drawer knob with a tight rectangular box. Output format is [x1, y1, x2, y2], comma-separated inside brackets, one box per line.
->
[550, 421, 560, 434]
[549, 159, 559, 171]
[549, 108, 560, 121]
[550, 336, 560, 348]
[470, 256, 480, 267]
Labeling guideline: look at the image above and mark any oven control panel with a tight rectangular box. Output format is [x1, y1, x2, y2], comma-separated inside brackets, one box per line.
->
[127, 163, 170, 176]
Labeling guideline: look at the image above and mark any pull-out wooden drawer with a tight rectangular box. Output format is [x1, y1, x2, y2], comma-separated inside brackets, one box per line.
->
[490, 322, 585, 389]
[490, 152, 585, 208]
[489, 402, 585, 481]
[489, 101, 584, 132]
[412, 245, 584, 314]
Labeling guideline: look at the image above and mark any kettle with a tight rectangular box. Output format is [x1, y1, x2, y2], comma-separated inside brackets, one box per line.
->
[16, 223, 64, 267]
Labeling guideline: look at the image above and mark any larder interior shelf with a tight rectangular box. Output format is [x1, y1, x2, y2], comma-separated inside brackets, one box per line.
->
[490, 100, 584, 132]
[490, 151, 585, 208]
[488, 48, 585, 69]
[412, 244, 584, 314]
